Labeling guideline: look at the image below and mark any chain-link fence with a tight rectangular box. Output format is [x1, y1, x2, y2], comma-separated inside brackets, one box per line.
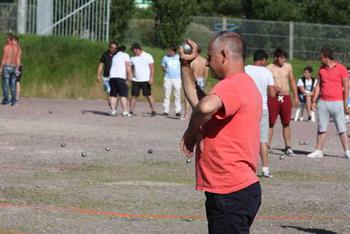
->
[126, 16, 350, 62]
[0, 0, 110, 42]
[1, 5, 350, 62]
[0, 3, 17, 33]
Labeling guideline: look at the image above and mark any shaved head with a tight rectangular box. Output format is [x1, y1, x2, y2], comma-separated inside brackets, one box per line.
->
[210, 31, 246, 60]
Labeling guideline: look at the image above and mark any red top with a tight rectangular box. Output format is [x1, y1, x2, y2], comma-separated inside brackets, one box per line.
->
[195, 72, 262, 194]
[318, 63, 348, 101]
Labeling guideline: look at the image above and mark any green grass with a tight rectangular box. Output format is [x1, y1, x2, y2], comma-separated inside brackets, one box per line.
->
[0, 33, 324, 101]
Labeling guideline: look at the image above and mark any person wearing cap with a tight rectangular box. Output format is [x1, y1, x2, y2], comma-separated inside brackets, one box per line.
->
[129, 43, 156, 116]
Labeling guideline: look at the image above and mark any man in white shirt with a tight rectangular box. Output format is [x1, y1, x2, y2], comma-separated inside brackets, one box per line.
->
[245, 49, 276, 178]
[130, 43, 156, 116]
[109, 46, 132, 116]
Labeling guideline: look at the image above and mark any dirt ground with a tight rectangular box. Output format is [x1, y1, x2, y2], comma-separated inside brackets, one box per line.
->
[0, 98, 349, 234]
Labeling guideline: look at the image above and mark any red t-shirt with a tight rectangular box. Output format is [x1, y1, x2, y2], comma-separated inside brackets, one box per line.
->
[195, 72, 262, 194]
[318, 63, 348, 101]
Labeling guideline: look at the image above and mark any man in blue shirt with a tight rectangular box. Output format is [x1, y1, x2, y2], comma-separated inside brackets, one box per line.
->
[161, 45, 182, 117]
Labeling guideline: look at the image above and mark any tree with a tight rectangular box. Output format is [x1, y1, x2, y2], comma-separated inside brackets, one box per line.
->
[153, 0, 196, 48]
[247, 0, 304, 22]
[109, 0, 135, 42]
[303, 0, 350, 25]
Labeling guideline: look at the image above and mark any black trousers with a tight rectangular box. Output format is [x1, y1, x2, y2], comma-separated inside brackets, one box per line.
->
[205, 182, 261, 234]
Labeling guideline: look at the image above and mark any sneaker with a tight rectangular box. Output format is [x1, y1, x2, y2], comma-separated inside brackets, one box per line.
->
[307, 150, 323, 159]
[175, 113, 181, 117]
[163, 112, 169, 116]
[150, 111, 156, 117]
[121, 111, 131, 117]
[285, 147, 295, 156]
[345, 150, 350, 159]
[129, 111, 135, 116]
[262, 172, 273, 178]
[109, 110, 117, 116]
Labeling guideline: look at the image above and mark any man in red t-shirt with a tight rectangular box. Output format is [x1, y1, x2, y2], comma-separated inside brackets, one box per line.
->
[308, 47, 350, 159]
[180, 32, 262, 233]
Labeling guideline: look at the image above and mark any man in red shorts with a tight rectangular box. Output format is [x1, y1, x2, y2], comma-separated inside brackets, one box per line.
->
[180, 32, 262, 233]
[267, 48, 299, 157]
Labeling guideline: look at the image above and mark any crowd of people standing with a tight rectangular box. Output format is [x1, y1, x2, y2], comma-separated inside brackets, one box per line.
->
[97, 41, 208, 119]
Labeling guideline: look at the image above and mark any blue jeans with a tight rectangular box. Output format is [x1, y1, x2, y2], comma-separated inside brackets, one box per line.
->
[2, 65, 17, 104]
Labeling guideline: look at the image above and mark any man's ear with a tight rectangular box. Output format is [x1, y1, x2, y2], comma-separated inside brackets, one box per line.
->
[221, 50, 226, 64]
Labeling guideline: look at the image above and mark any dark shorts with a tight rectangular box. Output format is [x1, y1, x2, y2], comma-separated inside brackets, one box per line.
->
[109, 78, 128, 97]
[298, 94, 306, 104]
[16, 66, 23, 82]
[205, 182, 261, 234]
[131, 81, 151, 97]
[268, 95, 292, 127]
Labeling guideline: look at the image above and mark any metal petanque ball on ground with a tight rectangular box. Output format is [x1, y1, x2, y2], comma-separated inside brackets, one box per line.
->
[186, 158, 191, 163]
[61, 143, 66, 147]
[147, 149, 153, 154]
[105, 146, 110, 151]
[81, 152, 87, 157]
[48, 110, 53, 114]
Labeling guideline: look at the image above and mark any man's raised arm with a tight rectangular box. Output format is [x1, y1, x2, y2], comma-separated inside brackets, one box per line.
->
[179, 40, 202, 109]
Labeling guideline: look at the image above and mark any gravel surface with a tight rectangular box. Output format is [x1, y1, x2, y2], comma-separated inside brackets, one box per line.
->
[0, 98, 349, 234]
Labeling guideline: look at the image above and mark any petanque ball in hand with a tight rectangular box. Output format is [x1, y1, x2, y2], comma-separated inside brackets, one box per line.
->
[181, 43, 192, 54]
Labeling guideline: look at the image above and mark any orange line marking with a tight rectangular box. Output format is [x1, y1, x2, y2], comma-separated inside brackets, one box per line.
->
[0, 202, 349, 222]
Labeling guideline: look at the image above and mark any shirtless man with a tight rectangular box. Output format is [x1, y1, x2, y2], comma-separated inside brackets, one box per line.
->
[0, 33, 20, 105]
[182, 46, 208, 120]
[267, 48, 298, 157]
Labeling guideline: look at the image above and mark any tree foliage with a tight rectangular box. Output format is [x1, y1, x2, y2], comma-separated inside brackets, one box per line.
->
[195, 0, 350, 26]
[153, 0, 196, 48]
[109, 0, 135, 42]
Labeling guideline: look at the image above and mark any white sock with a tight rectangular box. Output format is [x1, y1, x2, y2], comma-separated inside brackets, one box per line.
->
[262, 167, 269, 174]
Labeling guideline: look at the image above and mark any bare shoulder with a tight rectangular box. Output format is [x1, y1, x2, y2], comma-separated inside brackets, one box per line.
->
[284, 62, 293, 71]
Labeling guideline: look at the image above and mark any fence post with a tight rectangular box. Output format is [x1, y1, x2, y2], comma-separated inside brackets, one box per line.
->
[289, 21, 294, 60]
[17, 0, 27, 34]
[106, 0, 111, 41]
[222, 17, 227, 31]
[36, 0, 53, 35]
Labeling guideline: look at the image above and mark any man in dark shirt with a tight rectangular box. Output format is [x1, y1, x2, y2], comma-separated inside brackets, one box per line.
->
[97, 41, 118, 109]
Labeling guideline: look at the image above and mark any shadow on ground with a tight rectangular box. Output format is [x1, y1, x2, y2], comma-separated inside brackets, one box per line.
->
[81, 110, 109, 116]
[281, 225, 338, 234]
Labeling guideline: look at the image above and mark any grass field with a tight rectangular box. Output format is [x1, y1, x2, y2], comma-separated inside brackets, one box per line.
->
[0, 34, 324, 101]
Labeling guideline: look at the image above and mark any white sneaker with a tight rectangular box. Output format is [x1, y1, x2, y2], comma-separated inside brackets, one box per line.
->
[121, 111, 131, 117]
[285, 147, 295, 156]
[109, 110, 117, 116]
[345, 150, 350, 159]
[307, 150, 323, 159]
[262, 171, 273, 178]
